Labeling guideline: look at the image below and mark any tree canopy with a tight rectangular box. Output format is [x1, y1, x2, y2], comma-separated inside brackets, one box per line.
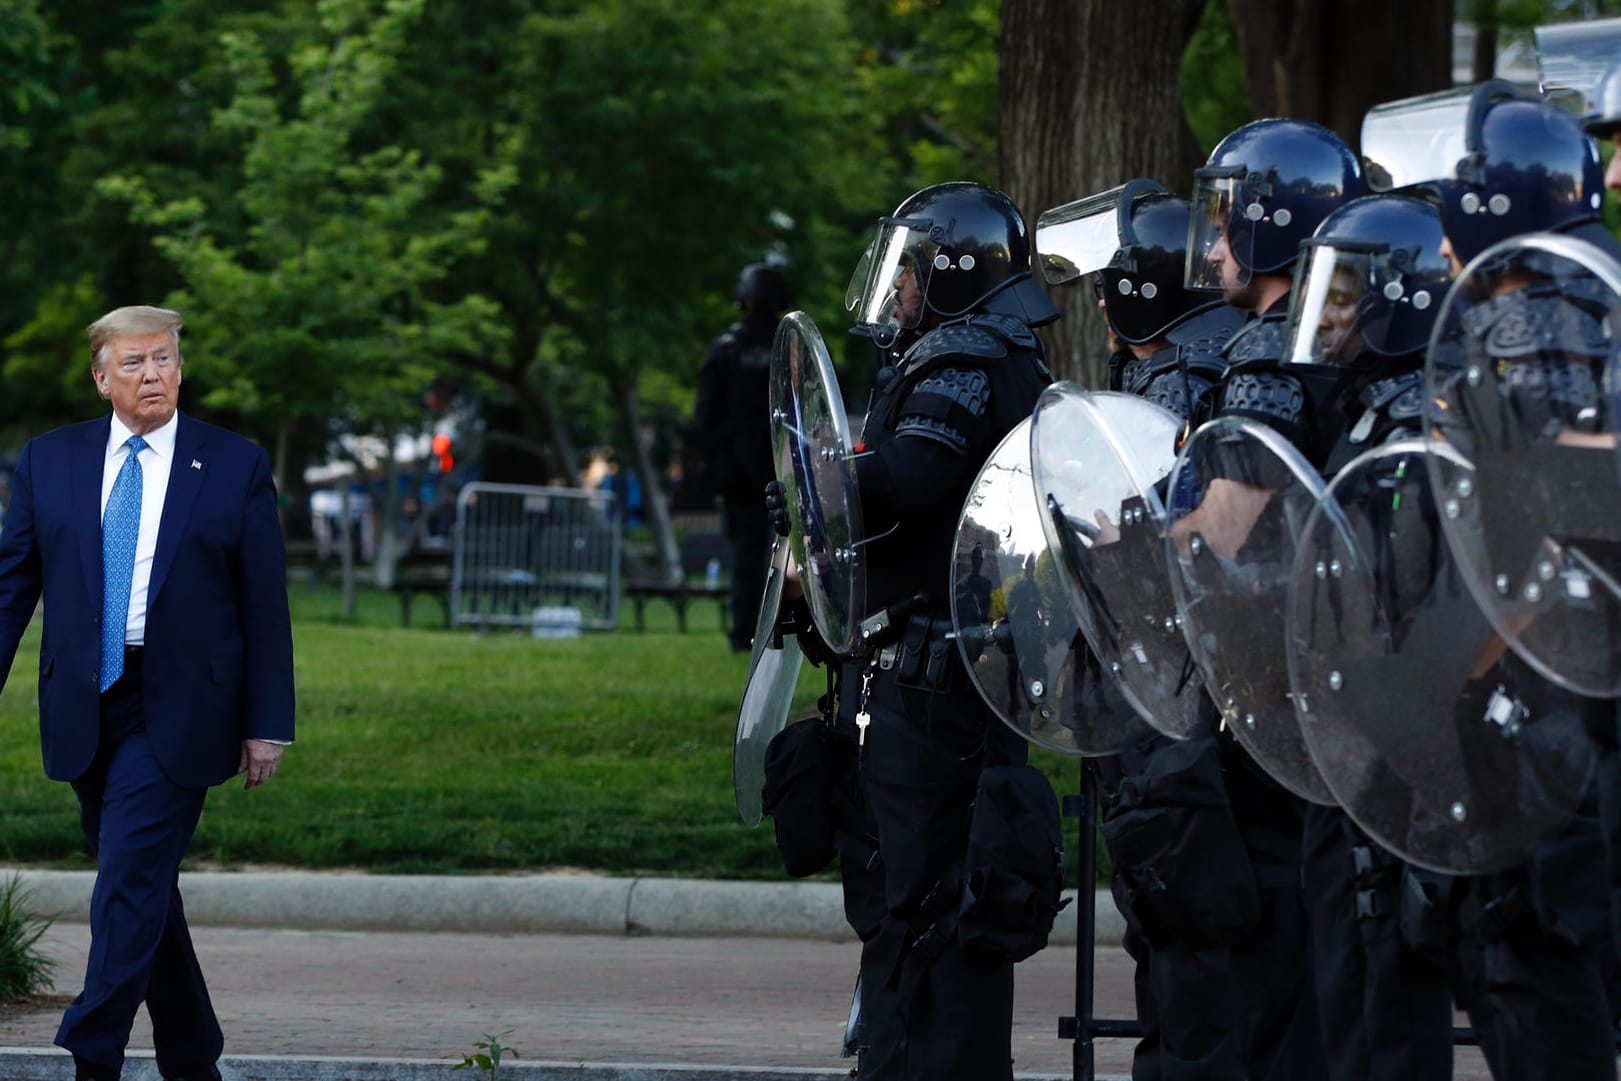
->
[0, 0, 1602, 548]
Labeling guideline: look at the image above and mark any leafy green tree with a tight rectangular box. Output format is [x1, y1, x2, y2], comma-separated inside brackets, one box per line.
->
[96, 0, 510, 592]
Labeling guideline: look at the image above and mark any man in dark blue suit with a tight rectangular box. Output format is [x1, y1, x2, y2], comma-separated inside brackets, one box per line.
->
[0, 305, 296, 1081]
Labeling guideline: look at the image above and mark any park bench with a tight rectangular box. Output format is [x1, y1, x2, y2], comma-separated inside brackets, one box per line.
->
[624, 531, 733, 634]
[390, 545, 454, 627]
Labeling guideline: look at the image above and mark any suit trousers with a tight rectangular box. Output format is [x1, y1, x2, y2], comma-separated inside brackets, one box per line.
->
[56, 662, 220, 1078]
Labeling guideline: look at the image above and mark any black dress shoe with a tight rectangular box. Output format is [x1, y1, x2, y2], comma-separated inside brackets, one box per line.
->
[73, 1055, 119, 1081]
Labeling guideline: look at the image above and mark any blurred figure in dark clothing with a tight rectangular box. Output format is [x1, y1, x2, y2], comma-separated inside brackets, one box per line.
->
[694, 261, 792, 650]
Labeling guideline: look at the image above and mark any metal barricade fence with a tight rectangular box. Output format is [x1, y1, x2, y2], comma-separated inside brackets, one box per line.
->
[451, 483, 622, 632]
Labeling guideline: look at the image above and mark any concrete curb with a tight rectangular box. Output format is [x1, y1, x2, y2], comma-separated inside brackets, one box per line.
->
[2, 870, 1125, 946]
[0, 1051, 1101, 1081]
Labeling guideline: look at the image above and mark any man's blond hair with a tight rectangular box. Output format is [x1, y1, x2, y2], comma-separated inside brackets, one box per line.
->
[87, 305, 184, 369]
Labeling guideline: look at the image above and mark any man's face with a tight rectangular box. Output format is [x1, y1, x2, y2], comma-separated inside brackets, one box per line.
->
[1317, 265, 1362, 355]
[92, 331, 182, 434]
[1096, 289, 1120, 353]
[1210, 228, 1255, 309]
[891, 261, 924, 326]
[1607, 134, 1621, 194]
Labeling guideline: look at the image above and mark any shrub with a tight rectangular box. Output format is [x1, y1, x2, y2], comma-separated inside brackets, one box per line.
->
[0, 875, 55, 999]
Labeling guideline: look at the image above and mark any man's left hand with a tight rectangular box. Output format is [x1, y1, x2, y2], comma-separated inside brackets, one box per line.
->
[240, 739, 285, 790]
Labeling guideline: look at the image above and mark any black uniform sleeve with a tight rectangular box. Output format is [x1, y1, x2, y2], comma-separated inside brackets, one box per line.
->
[857, 367, 992, 520]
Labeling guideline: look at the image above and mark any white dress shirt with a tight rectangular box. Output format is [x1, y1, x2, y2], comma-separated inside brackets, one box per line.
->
[100, 411, 178, 646]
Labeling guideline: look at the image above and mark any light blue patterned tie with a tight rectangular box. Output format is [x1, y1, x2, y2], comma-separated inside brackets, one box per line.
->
[100, 435, 147, 692]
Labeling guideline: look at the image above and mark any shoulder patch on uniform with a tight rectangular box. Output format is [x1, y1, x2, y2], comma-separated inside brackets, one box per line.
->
[1221, 315, 1288, 367]
[902, 324, 1010, 374]
[894, 367, 992, 455]
[1220, 369, 1305, 426]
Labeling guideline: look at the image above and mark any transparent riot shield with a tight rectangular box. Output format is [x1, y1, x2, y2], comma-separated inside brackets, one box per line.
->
[1164, 417, 1336, 804]
[1030, 385, 1202, 741]
[770, 311, 865, 656]
[733, 536, 806, 826]
[1289, 440, 1597, 874]
[1424, 233, 1621, 698]
[953, 416, 1151, 756]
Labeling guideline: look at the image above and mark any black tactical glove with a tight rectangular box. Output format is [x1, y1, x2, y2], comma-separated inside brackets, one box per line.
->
[764, 480, 791, 537]
[776, 595, 837, 668]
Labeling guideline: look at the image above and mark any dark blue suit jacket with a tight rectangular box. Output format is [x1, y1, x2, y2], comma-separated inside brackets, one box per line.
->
[0, 412, 295, 789]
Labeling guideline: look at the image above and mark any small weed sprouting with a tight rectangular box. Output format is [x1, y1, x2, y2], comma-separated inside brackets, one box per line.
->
[0, 874, 55, 1000]
[452, 1029, 520, 1081]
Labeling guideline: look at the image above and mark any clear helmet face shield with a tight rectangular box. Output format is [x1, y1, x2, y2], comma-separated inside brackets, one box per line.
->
[1035, 185, 1129, 285]
[846, 217, 939, 346]
[1283, 240, 1441, 366]
[1185, 169, 1252, 292]
[1535, 17, 1621, 115]
[1361, 87, 1475, 192]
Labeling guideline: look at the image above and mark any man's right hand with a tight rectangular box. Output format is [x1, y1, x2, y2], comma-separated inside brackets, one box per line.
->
[764, 480, 790, 538]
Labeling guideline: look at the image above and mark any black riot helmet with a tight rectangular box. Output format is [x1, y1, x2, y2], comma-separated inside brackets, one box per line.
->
[1282, 195, 1451, 368]
[1186, 118, 1364, 290]
[1365, 81, 1606, 265]
[735, 262, 792, 314]
[1440, 82, 1605, 264]
[847, 181, 1059, 345]
[1037, 178, 1222, 344]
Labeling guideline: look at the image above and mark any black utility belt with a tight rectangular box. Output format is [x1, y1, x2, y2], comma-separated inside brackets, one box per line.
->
[868, 614, 959, 694]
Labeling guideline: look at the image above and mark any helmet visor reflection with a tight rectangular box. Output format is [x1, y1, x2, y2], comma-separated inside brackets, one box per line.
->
[847, 218, 938, 340]
[1535, 17, 1621, 116]
[1361, 87, 1474, 192]
[1186, 172, 1248, 292]
[1035, 186, 1128, 285]
[1284, 243, 1389, 367]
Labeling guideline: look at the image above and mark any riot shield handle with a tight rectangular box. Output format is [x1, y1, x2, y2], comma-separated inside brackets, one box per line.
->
[858, 591, 931, 650]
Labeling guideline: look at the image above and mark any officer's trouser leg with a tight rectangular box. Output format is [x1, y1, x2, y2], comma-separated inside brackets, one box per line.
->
[857, 691, 1012, 1081]
[1146, 938, 1241, 1081]
[1304, 807, 1450, 1081]
[1231, 872, 1322, 1081]
[1462, 930, 1617, 1081]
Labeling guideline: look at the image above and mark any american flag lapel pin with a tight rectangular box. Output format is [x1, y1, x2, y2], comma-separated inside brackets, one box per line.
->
[191, 459, 202, 470]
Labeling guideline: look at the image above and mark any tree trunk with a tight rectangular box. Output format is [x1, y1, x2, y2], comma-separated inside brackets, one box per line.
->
[999, 0, 1207, 388]
[613, 377, 681, 581]
[1224, 0, 1455, 151]
[1469, 0, 1498, 82]
[371, 435, 405, 591]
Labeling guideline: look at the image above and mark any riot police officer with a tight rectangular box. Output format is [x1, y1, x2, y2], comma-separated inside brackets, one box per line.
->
[1279, 194, 1458, 1081]
[695, 261, 793, 650]
[1036, 178, 1251, 1081]
[1363, 79, 1621, 1081]
[1178, 117, 1365, 1080]
[831, 180, 1059, 1081]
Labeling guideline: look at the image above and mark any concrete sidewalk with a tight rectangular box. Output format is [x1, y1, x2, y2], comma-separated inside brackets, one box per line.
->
[0, 923, 1103, 1080]
[0, 872, 1493, 1081]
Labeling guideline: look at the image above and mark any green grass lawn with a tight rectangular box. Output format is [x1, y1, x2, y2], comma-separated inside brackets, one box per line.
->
[0, 586, 1096, 881]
